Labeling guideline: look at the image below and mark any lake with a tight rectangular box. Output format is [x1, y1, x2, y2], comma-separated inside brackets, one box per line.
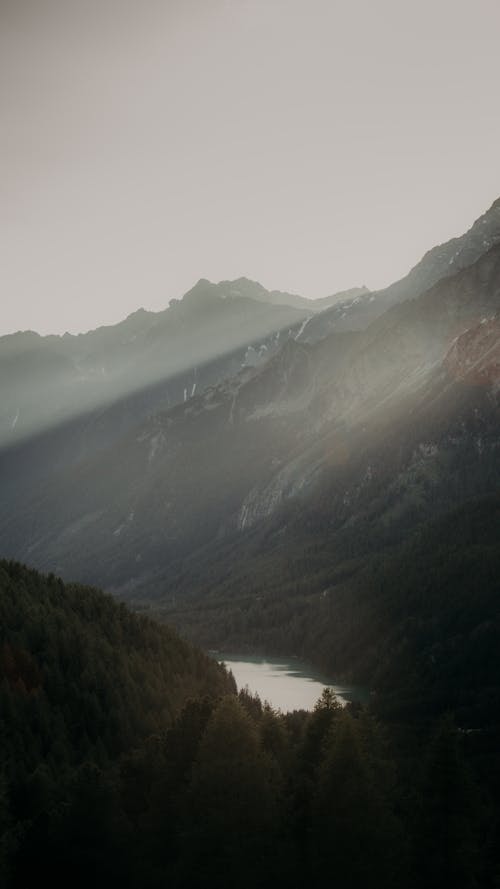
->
[215, 653, 368, 712]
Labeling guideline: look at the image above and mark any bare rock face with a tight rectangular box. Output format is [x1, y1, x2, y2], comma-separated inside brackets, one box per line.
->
[0, 278, 309, 451]
[444, 317, 500, 389]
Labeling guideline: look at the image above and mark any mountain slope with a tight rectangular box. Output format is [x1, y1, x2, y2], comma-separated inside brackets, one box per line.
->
[0, 276, 371, 455]
[298, 196, 500, 340]
[216, 277, 369, 312]
[2, 240, 499, 602]
[0, 279, 309, 450]
[2, 197, 499, 571]
[0, 561, 233, 772]
[0, 561, 235, 887]
[165, 495, 500, 723]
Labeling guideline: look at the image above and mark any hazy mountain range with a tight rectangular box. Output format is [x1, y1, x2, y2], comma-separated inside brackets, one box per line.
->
[1, 197, 500, 696]
[0, 279, 370, 450]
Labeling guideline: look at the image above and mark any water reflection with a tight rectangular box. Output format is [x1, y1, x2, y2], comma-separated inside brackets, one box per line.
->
[215, 654, 368, 712]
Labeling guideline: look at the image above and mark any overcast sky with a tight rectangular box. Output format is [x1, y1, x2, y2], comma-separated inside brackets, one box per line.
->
[2, 0, 500, 335]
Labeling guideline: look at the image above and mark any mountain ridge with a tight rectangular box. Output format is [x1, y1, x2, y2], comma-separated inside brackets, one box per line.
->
[3, 239, 499, 603]
[2, 198, 500, 700]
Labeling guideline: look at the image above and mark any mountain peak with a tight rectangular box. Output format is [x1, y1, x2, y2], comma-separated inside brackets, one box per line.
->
[179, 277, 270, 308]
[180, 278, 219, 305]
[218, 277, 268, 298]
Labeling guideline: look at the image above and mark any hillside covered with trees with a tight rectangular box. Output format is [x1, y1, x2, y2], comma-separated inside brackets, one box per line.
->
[0, 561, 233, 884]
[1, 562, 500, 888]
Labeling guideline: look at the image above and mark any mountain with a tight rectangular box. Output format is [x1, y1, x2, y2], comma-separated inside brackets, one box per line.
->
[4, 195, 499, 512]
[0, 276, 370, 454]
[382, 196, 500, 305]
[1, 198, 500, 722]
[166, 494, 500, 725]
[214, 277, 370, 312]
[0, 560, 236, 887]
[0, 559, 232, 755]
[2, 200, 500, 889]
[0, 277, 372, 511]
[2, 234, 499, 598]
[298, 196, 500, 341]
[0, 279, 310, 451]
[0, 278, 318, 521]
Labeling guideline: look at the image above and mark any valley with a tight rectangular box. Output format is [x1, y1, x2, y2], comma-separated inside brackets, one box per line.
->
[3, 3, 500, 884]
[2, 197, 500, 887]
[1, 201, 499, 713]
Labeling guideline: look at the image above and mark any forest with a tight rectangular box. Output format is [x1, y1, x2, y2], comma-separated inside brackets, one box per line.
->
[1, 560, 499, 888]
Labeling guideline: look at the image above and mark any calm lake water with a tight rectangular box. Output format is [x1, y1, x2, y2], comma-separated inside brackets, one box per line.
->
[215, 654, 368, 712]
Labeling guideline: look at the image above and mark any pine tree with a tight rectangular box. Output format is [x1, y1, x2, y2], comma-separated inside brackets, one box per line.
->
[182, 696, 279, 888]
[415, 714, 480, 889]
[312, 712, 399, 888]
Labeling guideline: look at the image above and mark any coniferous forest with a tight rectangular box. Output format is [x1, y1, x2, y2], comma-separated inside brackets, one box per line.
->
[1, 560, 500, 889]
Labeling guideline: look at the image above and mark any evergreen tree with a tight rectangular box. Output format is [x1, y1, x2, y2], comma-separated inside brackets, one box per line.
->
[312, 711, 400, 888]
[415, 715, 480, 889]
[182, 696, 280, 888]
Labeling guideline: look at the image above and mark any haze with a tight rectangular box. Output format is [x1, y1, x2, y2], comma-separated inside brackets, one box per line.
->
[2, 0, 500, 336]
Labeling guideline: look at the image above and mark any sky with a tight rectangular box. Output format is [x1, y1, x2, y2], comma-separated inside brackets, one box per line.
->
[1, 0, 500, 336]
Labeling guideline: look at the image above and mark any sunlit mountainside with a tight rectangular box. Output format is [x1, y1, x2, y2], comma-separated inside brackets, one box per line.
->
[2, 198, 500, 889]
[1, 194, 500, 707]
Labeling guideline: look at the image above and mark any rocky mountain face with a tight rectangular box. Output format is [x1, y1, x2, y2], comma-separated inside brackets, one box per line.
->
[382, 196, 500, 304]
[0, 280, 311, 451]
[0, 276, 371, 455]
[218, 278, 370, 312]
[2, 225, 499, 607]
[1, 198, 500, 687]
[4, 195, 499, 457]
[0, 280, 319, 515]
[153, 249, 500, 680]
[298, 196, 500, 341]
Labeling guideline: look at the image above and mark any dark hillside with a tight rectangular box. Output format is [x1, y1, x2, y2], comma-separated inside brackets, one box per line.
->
[0, 559, 233, 814]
